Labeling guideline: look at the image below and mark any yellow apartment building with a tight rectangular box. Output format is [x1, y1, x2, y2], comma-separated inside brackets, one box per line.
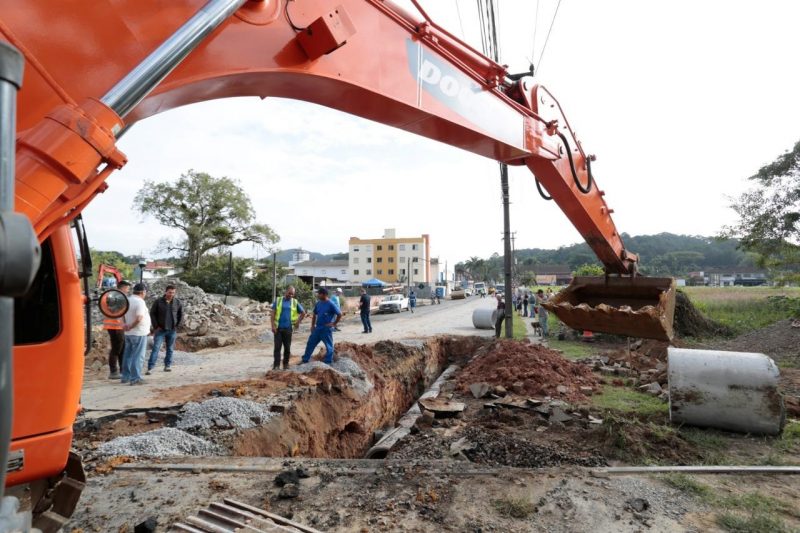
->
[348, 229, 430, 284]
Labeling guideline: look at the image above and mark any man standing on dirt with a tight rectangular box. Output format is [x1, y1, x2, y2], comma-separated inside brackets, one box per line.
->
[271, 285, 307, 371]
[331, 288, 343, 331]
[302, 288, 342, 365]
[359, 288, 372, 334]
[495, 293, 506, 338]
[104, 280, 130, 379]
[121, 283, 151, 385]
[147, 284, 183, 374]
[537, 289, 549, 338]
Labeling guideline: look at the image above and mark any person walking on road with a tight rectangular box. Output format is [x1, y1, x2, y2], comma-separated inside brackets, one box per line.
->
[302, 288, 342, 365]
[121, 283, 151, 385]
[147, 284, 183, 374]
[536, 289, 550, 337]
[271, 285, 306, 370]
[359, 288, 372, 333]
[522, 292, 529, 318]
[494, 293, 506, 338]
[104, 280, 130, 379]
[409, 289, 417, 313]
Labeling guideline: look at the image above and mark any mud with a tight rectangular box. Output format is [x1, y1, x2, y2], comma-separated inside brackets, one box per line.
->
[456, 339, 599, 401]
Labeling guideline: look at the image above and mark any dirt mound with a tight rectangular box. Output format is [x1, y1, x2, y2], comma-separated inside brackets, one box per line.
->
[673, 291, 733, 338]
[456, 340, 599, 401]
[718, 319, 800, 364]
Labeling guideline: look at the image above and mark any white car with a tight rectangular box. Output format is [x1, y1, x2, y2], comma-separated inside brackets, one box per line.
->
[379, 294, 410, 313]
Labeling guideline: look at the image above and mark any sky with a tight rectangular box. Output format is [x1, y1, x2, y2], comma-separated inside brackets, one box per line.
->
[81, 0, 800, 268]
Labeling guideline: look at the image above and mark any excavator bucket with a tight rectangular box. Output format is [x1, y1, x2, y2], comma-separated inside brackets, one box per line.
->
[543, 276, 677, 341]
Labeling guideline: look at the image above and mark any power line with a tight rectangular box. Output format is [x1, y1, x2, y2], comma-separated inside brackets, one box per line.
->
[530, 0, 540, 71]
[537, 0, 563, 74]
[454, 0, 466, 39]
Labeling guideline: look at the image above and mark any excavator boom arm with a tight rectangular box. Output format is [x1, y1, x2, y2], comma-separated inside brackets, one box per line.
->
[3, 0, 636, 274]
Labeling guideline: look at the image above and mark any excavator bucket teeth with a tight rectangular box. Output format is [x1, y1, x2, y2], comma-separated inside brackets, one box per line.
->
[543, 276, 677, 341]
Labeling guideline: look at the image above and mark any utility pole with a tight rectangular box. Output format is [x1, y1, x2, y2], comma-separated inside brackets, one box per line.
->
[271, 251, 277, 304]
[501, 164, 513, 339]
[225, 251, 233, 305]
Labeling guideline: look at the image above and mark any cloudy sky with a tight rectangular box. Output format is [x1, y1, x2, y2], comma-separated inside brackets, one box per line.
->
[81, 0, 800, 267]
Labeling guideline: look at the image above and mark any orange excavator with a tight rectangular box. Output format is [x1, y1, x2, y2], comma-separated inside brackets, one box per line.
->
[0, 1, 675, 528]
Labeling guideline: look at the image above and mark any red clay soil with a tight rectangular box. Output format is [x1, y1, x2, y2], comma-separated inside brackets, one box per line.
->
[456, 340, 599, 402]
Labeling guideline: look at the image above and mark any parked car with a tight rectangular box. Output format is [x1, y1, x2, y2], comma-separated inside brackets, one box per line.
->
[379, 294, 410, 313]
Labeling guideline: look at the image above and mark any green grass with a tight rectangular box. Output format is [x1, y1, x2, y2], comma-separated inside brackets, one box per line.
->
[681, 286, 800, 335]
[591, 385, 668, 417]
[511, 313, 528, 340]
[774, 420, 800, 453]
[491, 497, 535, 519]
[660, 473, 794, 533]
[678, 427, 729, 465]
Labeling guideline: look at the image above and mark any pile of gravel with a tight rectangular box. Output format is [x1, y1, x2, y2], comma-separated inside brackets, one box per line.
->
[97, 428, 221, 458]
[176, 397, 275, 431]
[288, 357, 374, 396]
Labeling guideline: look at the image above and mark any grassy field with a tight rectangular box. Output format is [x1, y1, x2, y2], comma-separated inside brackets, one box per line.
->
[681, 286, 800, 334]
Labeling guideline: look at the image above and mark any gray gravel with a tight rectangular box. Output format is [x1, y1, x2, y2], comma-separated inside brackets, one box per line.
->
[288, 357, 374, 396]
[97, 428, 221, 458]
[176, 397, 275, 431]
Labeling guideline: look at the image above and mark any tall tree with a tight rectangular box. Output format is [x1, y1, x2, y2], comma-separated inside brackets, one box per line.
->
[723, 141, 800, 278]
[133, 170, 279, 270]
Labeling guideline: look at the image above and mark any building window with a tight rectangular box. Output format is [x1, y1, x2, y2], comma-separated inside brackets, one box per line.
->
[400, 269, 406, 275]
[412, 257, 419, 263]
[399, 256, 406, 263]
[414, 269, 419, 275]
[389, 269, 394, 275]
[302, 270, 308, 274]
[377, 269, 383, 275]
[412, 244, 418, 250]
[388, 257, 394, 263]
[399, 244, 406, 251]
[341, 269, 346, 275]
[353, 257, 359, 264]
[353, 246, 359, 252]
[365, 245, 373, 252]
[353, 269, 360, 275]
[377, 245, 382, 251]
[377, 257, 383, 263]
[366, 269, 372, 275]
[321, 269, 327, 274]
[389, 244, 395, 251]
[367, 258, 372, 263]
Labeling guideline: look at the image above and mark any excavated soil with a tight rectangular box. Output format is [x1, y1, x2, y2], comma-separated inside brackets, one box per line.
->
[673, 291, 733, 338]
[717, 319, 800, 364]
[456, 339, 599, 402]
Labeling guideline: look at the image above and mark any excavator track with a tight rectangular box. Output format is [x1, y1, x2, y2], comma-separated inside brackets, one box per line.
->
[171, 498, 324, 533]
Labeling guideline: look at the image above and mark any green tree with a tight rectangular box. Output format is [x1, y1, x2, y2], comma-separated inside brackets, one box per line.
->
[133, 170, 279, 271]
[723, 141, 800, 280]
[574, 263, 604, 276]
[182, 254, 255, 295]
[90, 250, 134, 287]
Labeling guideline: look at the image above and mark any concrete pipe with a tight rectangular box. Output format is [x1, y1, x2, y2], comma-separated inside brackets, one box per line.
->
[472, 308, 498, 329]
[668, 347, 785, 435]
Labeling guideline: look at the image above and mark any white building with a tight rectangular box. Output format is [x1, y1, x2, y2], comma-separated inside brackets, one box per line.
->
[291, 260, 349, 284]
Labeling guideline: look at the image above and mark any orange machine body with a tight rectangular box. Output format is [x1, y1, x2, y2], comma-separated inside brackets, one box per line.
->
[1, 0, 648, 491]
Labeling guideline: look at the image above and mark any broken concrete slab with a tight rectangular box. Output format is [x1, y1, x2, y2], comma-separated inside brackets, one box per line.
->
[638, 382, 662, 396]
[549, 407, 573, 424]
[468, 382, 492, 399]
[418, 398, 466, 418]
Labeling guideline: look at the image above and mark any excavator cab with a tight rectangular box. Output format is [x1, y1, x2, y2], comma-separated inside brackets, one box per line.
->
[544, 276, 677, 341]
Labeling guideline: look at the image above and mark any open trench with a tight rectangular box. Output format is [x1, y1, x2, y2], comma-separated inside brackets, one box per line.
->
[230, 337, 487, 459]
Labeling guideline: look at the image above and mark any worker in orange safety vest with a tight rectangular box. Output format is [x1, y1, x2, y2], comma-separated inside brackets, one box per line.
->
[104, 280, 131, 379]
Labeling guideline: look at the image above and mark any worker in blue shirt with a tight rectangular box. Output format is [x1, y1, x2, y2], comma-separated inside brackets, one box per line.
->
[302, 287, 342, 365]
[271, 286, 307, 371]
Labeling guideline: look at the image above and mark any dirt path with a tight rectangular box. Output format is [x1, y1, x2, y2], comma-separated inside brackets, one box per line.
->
[80, 297, 496, 416]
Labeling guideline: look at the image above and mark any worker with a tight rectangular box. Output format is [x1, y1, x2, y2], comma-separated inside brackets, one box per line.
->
[147, 284, 184, 374]
[523, 292, 530, 317]
[121, 283, 151, 385]
[301, 288, 342, 365]
[270, 285, 307, 371]
[494, 293, 506, 338]
[409, 289, 417, 313]
[331, 288, 343, 331]
[104, 280, 130, 379]
[536, 289, 549, 338]
[359, 288, 372, 333]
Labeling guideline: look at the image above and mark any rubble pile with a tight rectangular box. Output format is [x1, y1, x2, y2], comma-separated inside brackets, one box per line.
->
[579, 339, 671, 397]
[177, 397, 275, 431]
[456, 340, 599, 401]
[97, 428, 221, 458]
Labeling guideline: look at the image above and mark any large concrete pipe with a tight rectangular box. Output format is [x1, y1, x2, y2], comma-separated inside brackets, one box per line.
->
[472, 308, 498, 329]
[668, 347, 785, 435]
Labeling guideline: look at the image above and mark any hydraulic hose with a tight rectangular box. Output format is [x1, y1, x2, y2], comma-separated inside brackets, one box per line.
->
[535, 178, 552, 201]
[556, 130, 593, 194]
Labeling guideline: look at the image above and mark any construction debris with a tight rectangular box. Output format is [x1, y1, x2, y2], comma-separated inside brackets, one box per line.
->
[176, 397, 276, 432]
[97, 428, 221, 458]
[417, 398, 466, 418]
